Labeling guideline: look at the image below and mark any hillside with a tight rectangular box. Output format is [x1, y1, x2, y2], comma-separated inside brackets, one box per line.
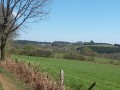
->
[13, 40, 120, 54]
[14, 40, 115, 47]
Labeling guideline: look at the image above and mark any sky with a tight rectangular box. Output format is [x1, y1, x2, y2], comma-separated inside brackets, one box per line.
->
[18, 0, 120, 44]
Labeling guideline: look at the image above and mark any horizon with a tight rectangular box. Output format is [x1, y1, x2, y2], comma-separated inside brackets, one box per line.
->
[15, 39, 118, 45]
[17, 0, 120, 44]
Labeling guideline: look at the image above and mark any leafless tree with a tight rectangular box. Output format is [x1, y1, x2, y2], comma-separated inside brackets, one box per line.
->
[0, 0, 50, 60]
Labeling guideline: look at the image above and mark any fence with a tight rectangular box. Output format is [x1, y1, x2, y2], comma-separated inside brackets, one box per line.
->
[15, 58, 96, 90]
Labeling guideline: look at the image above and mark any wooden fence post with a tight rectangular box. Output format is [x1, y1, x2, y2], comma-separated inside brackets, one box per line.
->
[88, 82, 96, 90]
[60, 70, 65, 90]
[28, 62, 31, 66]
[15, 58, 18, 63]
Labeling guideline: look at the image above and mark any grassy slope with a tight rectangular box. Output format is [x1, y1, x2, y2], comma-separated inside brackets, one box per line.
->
[0, 67, 33, 90]
[0, 81, 3, 90]
[14, 55, 120, 90]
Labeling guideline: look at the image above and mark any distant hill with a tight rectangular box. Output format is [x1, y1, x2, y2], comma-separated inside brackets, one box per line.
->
[14, 40, 52, 46]
[12, 40, 120, 55]
[14, 40, 118, 50]
[77, 45, 120, 54]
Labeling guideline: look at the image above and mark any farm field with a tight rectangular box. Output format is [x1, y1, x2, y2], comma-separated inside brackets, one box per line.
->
[13, 55, 120, 90]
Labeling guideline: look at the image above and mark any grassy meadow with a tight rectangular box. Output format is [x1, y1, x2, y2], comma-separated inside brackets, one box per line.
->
[13, 55, 120, 90]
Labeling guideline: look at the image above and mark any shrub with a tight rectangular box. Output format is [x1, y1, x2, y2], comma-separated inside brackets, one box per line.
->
[10, 48, 53, 57]
[1, 59, 61, 90]
[77, 46, 120, 54]
[79, 56, 86, 61]
[87, 56, 94, 62]
[30, 49, 52, 57]
[63, 52, 86, 61]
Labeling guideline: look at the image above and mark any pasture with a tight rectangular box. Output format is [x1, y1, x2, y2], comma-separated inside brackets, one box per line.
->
[13, 55, 120, 90]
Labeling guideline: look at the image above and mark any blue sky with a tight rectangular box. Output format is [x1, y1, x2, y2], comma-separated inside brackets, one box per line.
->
[18, 0, 120, 44]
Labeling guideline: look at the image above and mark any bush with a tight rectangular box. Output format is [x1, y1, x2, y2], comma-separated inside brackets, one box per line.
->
[10, 48, 53, 57]
[1, 60, 61, 90]
[63, 52, 86, 61]
[77, 46, 120, 54]
[87, 56, 94, 62]
[30, 49, 52, 57]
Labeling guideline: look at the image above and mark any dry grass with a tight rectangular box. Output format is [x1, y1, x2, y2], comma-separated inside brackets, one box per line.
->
[1, 59, 61, 90]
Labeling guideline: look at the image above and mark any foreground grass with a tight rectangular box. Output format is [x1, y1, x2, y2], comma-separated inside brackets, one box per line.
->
[0, 81, 3, 90]
[0, 67, 33, 90]
[13, 55, 120, 90]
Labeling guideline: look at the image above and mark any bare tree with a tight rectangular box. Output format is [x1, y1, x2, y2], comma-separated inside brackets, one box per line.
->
[0, 0, 50, 60]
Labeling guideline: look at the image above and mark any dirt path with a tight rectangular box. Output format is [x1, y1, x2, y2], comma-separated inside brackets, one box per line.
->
[0, 73, 18, 90]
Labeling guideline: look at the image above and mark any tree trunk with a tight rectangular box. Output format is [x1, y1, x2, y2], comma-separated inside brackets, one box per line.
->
[1, 44, 5, 60]
[0, 37, 6, 61]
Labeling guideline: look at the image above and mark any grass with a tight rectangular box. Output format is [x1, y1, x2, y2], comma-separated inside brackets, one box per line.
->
[0, 81, 3, 90]
[13, 55, 120, 90]
[94, 57, 120, 64]
[1, 59, 60, 90]
[0, 66, 33, 90]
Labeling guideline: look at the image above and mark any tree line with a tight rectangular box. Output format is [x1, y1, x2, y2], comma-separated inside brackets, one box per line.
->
[77, 46, 120, 54]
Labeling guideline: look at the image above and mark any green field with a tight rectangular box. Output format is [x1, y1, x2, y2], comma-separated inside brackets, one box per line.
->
[13, 55, 120, 90]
